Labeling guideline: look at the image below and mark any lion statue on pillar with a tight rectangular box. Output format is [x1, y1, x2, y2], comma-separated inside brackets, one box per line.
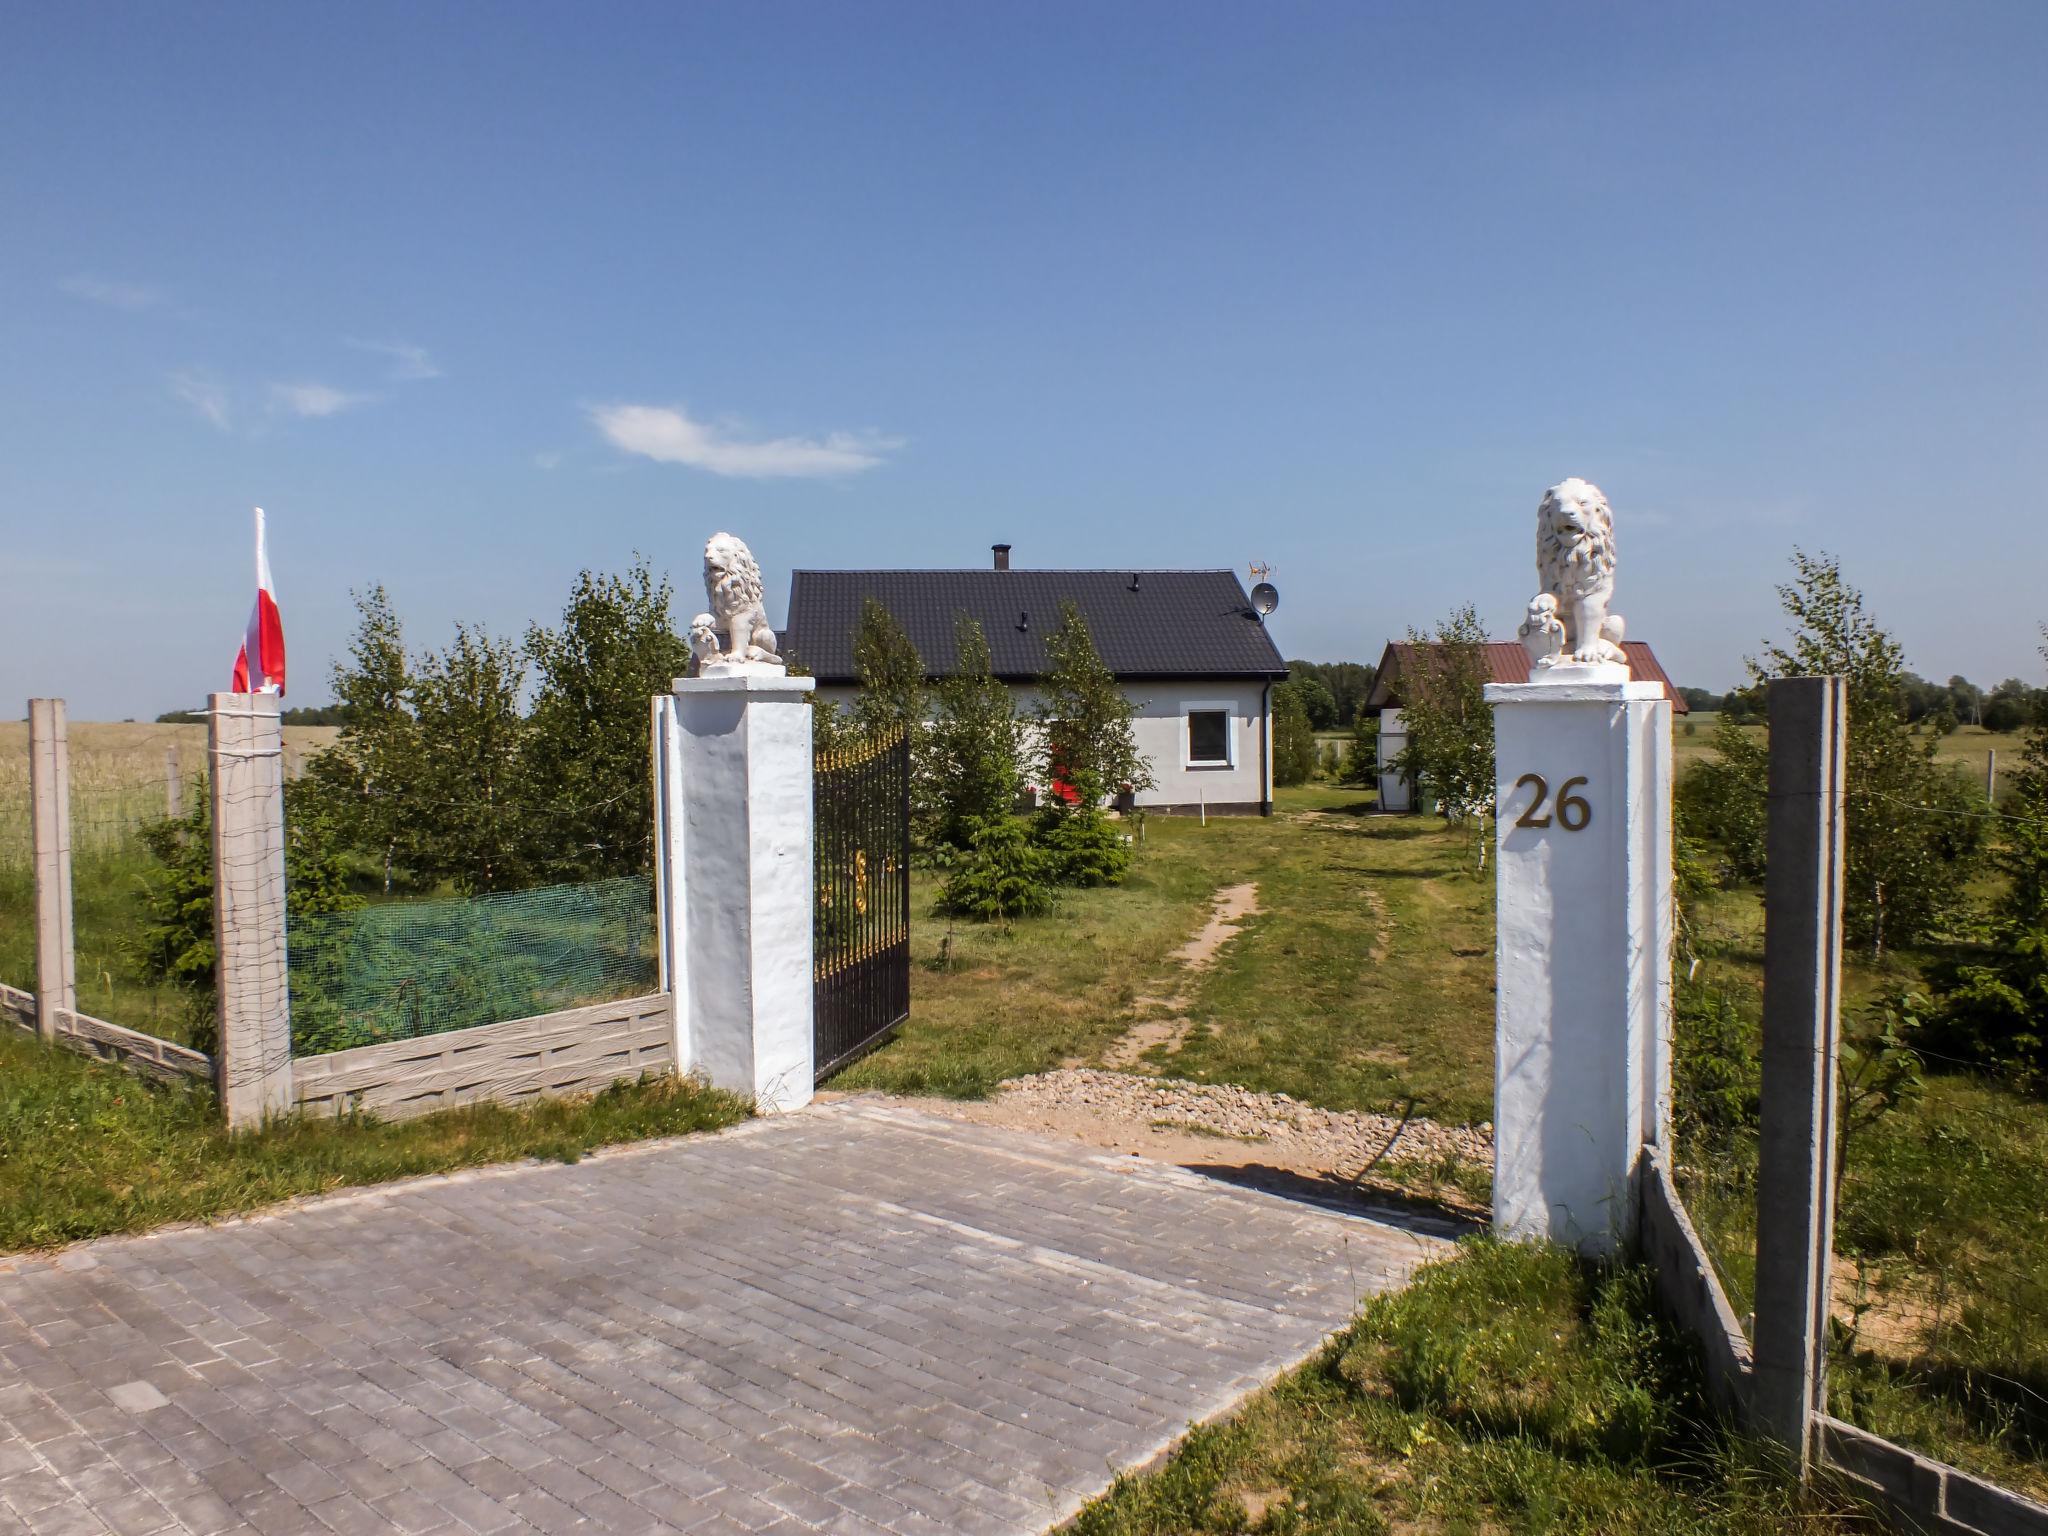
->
[701, 532, 782, 669]
[1531, 478, 1627, 667]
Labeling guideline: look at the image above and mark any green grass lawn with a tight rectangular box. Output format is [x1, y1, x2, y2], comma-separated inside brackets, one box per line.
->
[0, 1029, 749, 1254]
[833, 785, 1499, 1123]
[1074, 1238, 1868, 1535]
[0, 846, 199, 1045]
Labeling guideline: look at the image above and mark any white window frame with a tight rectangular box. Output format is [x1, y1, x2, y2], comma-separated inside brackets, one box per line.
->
[1181, 700, 1237, 770]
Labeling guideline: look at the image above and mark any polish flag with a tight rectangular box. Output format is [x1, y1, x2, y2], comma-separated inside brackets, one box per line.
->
[231, 507, 286, 695]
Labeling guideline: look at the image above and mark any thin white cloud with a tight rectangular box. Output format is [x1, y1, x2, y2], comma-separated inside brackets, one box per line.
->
[61, 274, 160, 311]
[589, 403, 899, 479]
[534, 450, 563, 470]
[269, 381, 375, 418]
[170, 371, 231, 431]
[346, 338, 441, 381]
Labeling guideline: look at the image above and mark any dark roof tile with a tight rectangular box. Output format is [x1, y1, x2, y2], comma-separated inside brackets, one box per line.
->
[783, 569, 1289, 683]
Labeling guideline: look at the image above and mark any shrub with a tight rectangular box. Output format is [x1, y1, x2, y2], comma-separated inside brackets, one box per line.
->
[935, 817, 1058, 921]
[1672, 977, 1760, 1151]
[1924, 928, 2048, 1087]
[1032, 805, 1132, 887]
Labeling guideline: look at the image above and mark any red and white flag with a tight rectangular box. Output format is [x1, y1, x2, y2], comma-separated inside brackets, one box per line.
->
[231, 506, 286, 695]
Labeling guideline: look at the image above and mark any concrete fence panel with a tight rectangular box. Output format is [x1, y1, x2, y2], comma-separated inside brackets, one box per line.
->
[1637, 1147, 1753, 1415]
[3, 983, 212, 1084]
[1817, 1416, 2048, 1536]
[292, 991, 676, 1121]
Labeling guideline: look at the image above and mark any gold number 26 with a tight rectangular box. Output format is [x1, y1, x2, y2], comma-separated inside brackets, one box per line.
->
[1510, 773, 1591, 831]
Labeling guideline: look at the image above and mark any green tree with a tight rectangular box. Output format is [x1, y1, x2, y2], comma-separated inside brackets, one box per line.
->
[1675, 719, 1770, 884]
[1395, 604, 1495, 869]
[925, 615, 1024, 850]
[305, 587, 417, 890]
[1748, 551, 1985, 956]
[1034, 601, 1154, 806]
[1343, 708, 1380, 787]
[1270, 681, 1316, 787]
[409, 623, 531, 893]
[522, 558, 690, 880]
[850, 597, 926, 742]
[1284, 663, 1339, 730]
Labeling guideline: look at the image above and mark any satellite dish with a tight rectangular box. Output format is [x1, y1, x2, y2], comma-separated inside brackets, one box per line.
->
[1250, 582, 1279, 617]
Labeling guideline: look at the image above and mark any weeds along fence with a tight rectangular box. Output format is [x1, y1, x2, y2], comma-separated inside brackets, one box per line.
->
[1656, 677, 2048, 1534]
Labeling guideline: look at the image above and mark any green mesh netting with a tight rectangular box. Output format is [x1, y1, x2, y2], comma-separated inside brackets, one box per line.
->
[288, 876, 659, 1056]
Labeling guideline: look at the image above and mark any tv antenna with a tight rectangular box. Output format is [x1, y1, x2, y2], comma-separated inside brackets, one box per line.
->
[1248, 562, 1279, 617]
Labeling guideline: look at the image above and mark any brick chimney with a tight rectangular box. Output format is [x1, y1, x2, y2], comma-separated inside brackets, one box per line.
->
[992, 543, 1011, 571]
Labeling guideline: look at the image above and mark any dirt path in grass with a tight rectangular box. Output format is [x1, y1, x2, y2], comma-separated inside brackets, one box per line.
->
[1101, 881, 1261, 1070]
[876, 1069, 1492, 1224]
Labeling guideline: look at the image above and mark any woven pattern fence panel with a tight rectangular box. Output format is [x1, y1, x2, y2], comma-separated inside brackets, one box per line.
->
[288, 875, 658, 1056]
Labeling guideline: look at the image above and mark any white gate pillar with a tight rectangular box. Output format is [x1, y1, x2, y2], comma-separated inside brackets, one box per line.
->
[670, 670, 816, 1112]
[1488, 666, 1673, 1254]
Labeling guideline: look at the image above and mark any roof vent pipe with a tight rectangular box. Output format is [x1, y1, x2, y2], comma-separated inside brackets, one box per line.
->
[1129, 572, 1140, 592]
[992, 543, 1012, 571]
[1017, 610, 1029, 631]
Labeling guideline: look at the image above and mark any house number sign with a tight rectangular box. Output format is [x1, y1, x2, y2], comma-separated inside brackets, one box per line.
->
[1510, 773, 1592, 831]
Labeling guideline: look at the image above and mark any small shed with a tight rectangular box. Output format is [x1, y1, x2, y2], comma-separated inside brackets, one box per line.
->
[1364, 640, 1689, 812]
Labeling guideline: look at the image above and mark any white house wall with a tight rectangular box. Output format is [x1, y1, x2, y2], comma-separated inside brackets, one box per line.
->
[814, 680, 1273, 814]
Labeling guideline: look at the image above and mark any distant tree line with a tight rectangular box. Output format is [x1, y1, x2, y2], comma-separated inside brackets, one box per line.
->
[1678, 672, 2043, 733]
[1281, 659, 1378, 729]
[154, 704, 353, 726]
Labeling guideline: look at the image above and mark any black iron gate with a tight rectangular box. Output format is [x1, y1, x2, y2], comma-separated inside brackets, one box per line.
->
[813, 727, 911, 1080]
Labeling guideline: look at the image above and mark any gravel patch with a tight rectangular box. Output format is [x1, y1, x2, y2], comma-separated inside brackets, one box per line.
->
[990, 1067, 1493, 1175]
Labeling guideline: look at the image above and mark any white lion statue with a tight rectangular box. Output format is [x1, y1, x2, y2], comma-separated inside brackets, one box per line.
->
[1532, 478, 1626, 666]
[702, 532, 781, 668]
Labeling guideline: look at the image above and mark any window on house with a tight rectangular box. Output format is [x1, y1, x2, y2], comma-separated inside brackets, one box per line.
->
[1187, 709, 1231, 766]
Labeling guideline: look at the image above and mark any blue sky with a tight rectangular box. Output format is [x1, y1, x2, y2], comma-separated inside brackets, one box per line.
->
[4, 2, 2044, 718]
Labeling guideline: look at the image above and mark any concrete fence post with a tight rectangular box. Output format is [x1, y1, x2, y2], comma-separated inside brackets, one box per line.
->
[1486, 666, 1674, 1255]
[28, 698, 76, 1042]
[669, 670, 815, 1111]
[1752, 675, 1848, 1474]
[651, 695, 687, 1064]
[208, 692, 293, 1127]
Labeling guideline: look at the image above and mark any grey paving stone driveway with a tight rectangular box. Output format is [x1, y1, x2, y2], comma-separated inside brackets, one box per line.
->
[0, 1097, 1446, 1535]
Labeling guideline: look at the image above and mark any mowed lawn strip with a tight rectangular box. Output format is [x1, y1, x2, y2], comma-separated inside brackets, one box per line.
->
[0, 1030, 749, 1254]
[836, 786, 1499, 1124]
[1073, 1238, 1867, 1536]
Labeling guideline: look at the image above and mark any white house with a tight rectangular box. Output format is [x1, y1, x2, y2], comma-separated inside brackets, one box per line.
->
[782, 546, 1289, 816]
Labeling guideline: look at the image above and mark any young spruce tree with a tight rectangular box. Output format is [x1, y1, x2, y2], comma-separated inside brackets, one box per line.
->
[926, 614, 1023, 851]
